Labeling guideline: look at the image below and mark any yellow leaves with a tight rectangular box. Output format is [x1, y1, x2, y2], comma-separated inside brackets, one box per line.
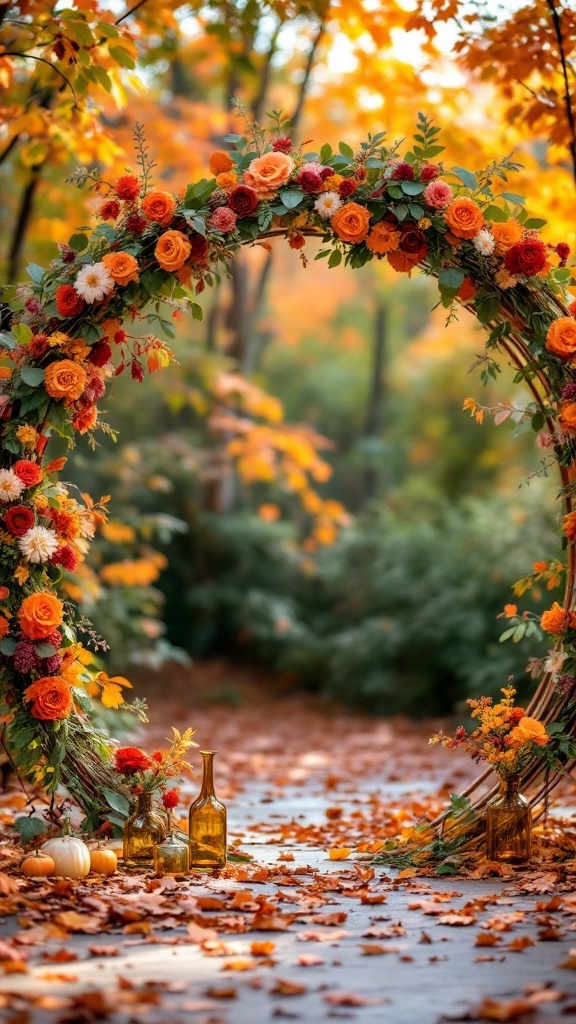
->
[328, 847, 352, 860]
[462, 396, 484, 424]
[86, 672, 133, 709]
[13, 564, 29, 587]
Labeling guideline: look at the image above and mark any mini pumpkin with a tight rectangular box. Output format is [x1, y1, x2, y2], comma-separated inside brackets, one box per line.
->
[41, 819, 90, 878]
[21, 850, 55, 877]
[89, 846, 117, 875]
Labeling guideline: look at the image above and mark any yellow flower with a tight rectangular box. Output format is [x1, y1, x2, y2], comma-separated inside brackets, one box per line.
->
[16, 425, 39, 448]
[48, 332, 71, 348]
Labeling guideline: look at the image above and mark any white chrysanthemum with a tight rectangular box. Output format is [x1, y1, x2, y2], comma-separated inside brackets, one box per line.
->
[18, 525, 59, 563]
[314, 191, 342, 219]
[74, 262, 115, 304]
[473, 229, 496, 256]
[0, 469, 25, 502]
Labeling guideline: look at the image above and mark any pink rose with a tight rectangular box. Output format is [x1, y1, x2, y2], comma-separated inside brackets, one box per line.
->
[423, 180, 453, 211]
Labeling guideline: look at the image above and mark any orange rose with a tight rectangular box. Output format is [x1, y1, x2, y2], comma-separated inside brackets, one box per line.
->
[24, 676, 73, 721]
[444, 197, 484, 239]
[560, 402, 576, 434]
[209, 150, 234, 175]
[331, 202, 371, 244]
[563, 511, 576, 541]
[508, 717, 549, 748]
[387, 249, 418, 273]
[540, 601, 576, 634]
[101, 252, 139, 287]
[366, 222, 400, 255]
[141, 190, 176, 226]
[215, 171, 238, 191]
[491, 218, 523, 253]
[545, 316, 576, 360]
[154, 230, 192, 272]
[44, 360, 87, 402]
[243, 152, 294, 196]
[19, 592, 63, 639]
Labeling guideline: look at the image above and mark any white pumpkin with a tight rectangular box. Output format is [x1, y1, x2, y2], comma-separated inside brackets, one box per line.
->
[41, 828, 91, 879]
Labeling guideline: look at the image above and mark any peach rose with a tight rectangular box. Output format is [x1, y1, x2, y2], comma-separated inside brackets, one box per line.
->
[209, 150, 234, 175]
[545, 317, 576, 360]
[19, 592, 63, 639]
[24, 676, 73, 721]
[444, 197, 485, 239]
[243, 152, 294, 196]
[141, 190, 176, 226]
[508, 717, 549, 748]
[331, 202, 371, 244]
[154, 230, 192, 272]
[101, 252, 139, 287]
[44, 360, 87, 402]
[491, 218, 523, 253]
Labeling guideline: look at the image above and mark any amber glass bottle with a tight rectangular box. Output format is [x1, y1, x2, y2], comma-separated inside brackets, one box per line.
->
[123, 792, 166, 866]
[486, 774, 531, 865]
[189, 750, 227, 870]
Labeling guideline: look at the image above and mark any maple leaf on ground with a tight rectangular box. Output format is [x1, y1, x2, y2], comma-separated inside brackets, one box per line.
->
[324, 992, 384, 1006]
[474, 997, 536, 1021]
[506, 936, 536, 952]
[437, 912, 476, 926]
[271, 979, 307, 996]
[511, 873, 559, 894]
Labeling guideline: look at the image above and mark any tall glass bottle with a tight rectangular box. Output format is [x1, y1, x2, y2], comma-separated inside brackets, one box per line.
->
[189, 750, 227, 870]
[123, 792, 166, 866]
[486, 774, 531, 865]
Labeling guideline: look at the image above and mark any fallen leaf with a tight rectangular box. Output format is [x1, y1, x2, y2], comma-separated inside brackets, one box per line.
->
[297, 954, 324, 966]
[87, 946, 120, 957]
[506, 936, 536, 952]
[251, 941, 276, 956]
[328, 848, 351, 860]
[475, 997, 535, 1021]
[271, 979, 307, 996]
[324, 992, 382, 1006]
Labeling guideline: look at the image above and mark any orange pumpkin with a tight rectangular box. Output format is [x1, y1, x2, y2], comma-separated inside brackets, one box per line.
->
[21, 851, 55, 877]
[89, 847, 117, 875]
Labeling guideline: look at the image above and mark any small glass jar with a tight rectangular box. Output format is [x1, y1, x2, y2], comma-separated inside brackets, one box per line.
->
[486, 774, 531, 865]
[123, 792, 166, 866]
[154, 830, 189, 876]
[189, 750, 227, 870]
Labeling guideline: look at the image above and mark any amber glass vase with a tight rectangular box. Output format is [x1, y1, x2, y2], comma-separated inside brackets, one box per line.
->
[123, 792, 167, 866]
[486, 774, 531, 865]
[154, 820, 189, 876]
[189, 750, 227, 870]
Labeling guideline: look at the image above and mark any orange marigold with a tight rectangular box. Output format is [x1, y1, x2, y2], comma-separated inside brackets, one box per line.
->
[141, 190, 176, 226]
[24, 676, 73, 721]
[491, 218, 523, 253]
[563, 511, 576, 541]
[331, 202, 371, 244]
[545, 317, 576, 361]
[209, 150, 234, 175]
[101, 252, 139, 287]
[366, 222, 400, 255]
[19, 592, 63, 639]
[444, 197, 484, 239]
[44, 360, 87, 402]
[215, 171, 238, 191]
[0, 616, 9, 640]
[508, 717, 549, 748]
[540, 601, 576, 634]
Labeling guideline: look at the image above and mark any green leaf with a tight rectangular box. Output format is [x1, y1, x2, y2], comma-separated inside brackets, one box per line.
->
[0, 638, 16, 656]
[320, 143, 333, 162]
[422, 145, 444, 158]
[279, 190, 304, 210]
[35, 643, 57, 658]
[483, 205, 508, 223]
[338, 142, 354, 159]
[499, 627, 517, 643]
[109, 45, 136, 69]
[395, 204, 409, 222]
[0, 331, 17, 350]
[451, 166, 478, 190]
[499, 192, 525, 206]
[12, 323, 33, 345]
[190, 302, 203, 321]
[222, 133, 246, 146]
[408, 204, 425, 220]
[20, 366, 45, 387]
[400, 181, 426, 196]
[68, 233, 89, 252]
[328, 250, 342, 268]
[524, 218, 547, 230]
[13, 816, 48, 845]
[101, 787, 131, 817]
[439, 268, 465, 290]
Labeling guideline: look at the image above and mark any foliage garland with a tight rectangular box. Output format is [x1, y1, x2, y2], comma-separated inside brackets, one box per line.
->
[1, 113, 576, 840]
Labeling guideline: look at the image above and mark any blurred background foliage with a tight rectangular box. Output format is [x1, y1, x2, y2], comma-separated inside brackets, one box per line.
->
[2, 0, 575, 714]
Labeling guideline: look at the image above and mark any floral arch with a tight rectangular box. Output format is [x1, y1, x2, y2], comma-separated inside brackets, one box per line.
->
[1, 114, 576, 849]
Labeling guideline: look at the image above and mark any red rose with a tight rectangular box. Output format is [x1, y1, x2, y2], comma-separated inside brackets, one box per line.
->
[298, 169, 324, 194]
[391, 162, 414, 181]
[13, 460, 42, 487]
[87, 341, 112, 367]
[189, 232, 209, 262]
[114, 746, 152, 775]
[161, 787, 180, 810]
[504, 239, 547, 276]
[420, 163, 441, 181]
[100, 200, 120, 221]
[227, 185, 259, 219]
[55, 285, 85, 318]
[272, 137, 292, 154]
[398, 225, 427, 261]
[115, 175, 140, 202]
[4, 505, 34, 537]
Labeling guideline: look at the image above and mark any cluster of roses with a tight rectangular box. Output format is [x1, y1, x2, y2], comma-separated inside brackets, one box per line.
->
[431, 686, 550, 776]
[113, 744, 183, 807]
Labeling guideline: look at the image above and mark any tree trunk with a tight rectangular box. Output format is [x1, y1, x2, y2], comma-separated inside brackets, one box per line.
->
[361, 301, 387, 502]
